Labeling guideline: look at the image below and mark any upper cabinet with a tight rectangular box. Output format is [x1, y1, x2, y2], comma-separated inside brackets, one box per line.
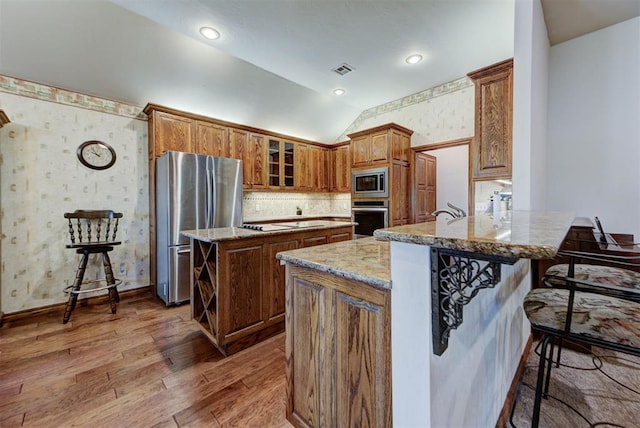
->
[268, 138, 295, 189]
[468, 58, 513, 180]
[146, 109, 195, 158]
[348, 123, 412, 168]
[195, 121, 228, 157]
[144, 103, 343, 193]
[330, 144, 351, 192]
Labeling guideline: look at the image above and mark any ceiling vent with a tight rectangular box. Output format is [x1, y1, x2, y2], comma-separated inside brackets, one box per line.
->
[332, 63, 354, 76]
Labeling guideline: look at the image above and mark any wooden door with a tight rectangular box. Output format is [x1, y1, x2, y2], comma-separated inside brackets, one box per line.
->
[413, 152, 437, 223]
[195, 121, 227, 157]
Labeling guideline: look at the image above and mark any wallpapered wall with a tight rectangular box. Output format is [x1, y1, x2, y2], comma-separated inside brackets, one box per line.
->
[0, 87, 150, 314]
[337, 76, 475, 144]
[0, 72, 473, 314]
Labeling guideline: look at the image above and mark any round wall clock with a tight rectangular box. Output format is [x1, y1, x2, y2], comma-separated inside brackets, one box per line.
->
[77, 140, 116, 170]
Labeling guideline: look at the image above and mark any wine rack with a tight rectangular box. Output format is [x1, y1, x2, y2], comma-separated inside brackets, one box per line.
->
[192, 240, 218, 342]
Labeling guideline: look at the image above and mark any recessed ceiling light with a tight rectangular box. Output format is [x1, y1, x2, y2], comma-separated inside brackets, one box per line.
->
[199, 27, 220, 40]
[406, 54, 423, 65]
[333, 88, 346, 96]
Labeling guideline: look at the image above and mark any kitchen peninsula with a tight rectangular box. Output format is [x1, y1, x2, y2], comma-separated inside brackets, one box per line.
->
[277, 211, 574, 427]
[181, 220, 353, 356]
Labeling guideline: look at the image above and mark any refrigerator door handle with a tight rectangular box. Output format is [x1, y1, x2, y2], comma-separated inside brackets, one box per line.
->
[177, 249, 190, 254]
[205, 162, 211, 229]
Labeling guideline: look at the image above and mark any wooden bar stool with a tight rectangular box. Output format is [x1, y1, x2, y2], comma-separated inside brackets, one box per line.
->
[63, 210, 123, 324]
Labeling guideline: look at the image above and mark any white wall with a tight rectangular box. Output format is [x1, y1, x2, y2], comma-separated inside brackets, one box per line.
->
[546, 17, 640, 237]
[513, 0, 549, 211]
[425, 145, 469, 212]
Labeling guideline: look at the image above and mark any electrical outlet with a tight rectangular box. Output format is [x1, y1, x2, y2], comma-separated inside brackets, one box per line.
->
[256, 204, 260, 212]
[119, 262, 126, 275]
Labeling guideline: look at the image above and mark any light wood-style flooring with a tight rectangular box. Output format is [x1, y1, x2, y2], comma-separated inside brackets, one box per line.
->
[0, 292, 291, 427]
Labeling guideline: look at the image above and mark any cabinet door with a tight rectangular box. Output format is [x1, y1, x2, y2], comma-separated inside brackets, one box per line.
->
[286, 267, 391, 428]
[196, 121, 227, 157]
[351, 135, 370, 167]
[390, 163, 403, 226]
[218, 244, 264, 338]
[249, 133, 268, 189]
[335, 291, 391, 427]
[266, 239, 298, 321]
[153, 111, 194, 157]
[228, 129, 250, 187]
[413, 153, 437, 223]
[335, 145, 351, 192]
[470, 60, 513, 179]
[303, 235, 328, 247]
[391, 129, 410, 163]
[268, 139, 281, 188]
[295, 144, 310, 190]
[370, 131, 389, 164]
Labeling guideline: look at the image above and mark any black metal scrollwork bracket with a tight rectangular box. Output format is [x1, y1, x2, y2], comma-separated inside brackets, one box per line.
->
[431, 247, 518, 355]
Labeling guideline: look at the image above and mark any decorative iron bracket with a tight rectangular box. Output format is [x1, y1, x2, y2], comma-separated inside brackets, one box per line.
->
[431, 247, 518, 355]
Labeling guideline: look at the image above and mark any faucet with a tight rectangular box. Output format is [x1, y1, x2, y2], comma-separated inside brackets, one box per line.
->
[432, 203, 467, 219]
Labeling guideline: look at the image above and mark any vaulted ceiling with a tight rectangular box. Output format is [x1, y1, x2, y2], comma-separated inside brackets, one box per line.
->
[0, 1, 637, 143]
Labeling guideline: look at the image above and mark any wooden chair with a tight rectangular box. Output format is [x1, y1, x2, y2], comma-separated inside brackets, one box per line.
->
[63, 210, 123, 323]
[524, 250, 640, 427]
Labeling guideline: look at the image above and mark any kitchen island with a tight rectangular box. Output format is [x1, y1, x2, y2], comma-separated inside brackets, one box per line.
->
[277, 211, 574, 428]
[181, 220, 353, 355]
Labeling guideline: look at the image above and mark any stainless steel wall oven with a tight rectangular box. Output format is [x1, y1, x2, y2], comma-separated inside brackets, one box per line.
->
[351, 200, 389, 238]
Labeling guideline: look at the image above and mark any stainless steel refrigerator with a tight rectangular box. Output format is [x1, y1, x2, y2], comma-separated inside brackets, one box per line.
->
[155, 151, 243, 305]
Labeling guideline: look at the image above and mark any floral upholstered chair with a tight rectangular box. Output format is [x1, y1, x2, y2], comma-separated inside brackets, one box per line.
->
[523, 250, 640, 427]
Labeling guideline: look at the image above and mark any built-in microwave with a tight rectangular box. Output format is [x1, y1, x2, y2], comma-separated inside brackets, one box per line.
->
[352, 167, 388, 198]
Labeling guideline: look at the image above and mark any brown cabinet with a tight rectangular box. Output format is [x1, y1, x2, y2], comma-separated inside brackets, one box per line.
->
[195, 121, 227, 157]
[268, 138, 296, 189]
[286, 265, 391, 428]
[148, 110, 195, 158]
[348, 123, 412, 168]
[248, 133, 268, 189]
[190, 226, 352, 355]
[329, 144, 351, 192]
[468, 58, 513, 180]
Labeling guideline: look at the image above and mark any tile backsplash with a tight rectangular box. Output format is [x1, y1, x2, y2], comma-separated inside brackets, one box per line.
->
[243, 192, 351, 220]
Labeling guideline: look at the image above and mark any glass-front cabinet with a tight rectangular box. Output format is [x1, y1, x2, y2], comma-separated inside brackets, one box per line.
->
[268, 139, 295, 188]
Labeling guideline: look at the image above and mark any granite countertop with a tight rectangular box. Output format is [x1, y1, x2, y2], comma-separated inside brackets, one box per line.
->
[276, 237, 390, 289]
[374, 211, 574, 260]
[243, 213, 351, 223]
[181, 220, 355, 243]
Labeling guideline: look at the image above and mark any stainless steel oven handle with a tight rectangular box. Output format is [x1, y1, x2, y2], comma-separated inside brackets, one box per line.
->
[351, 208, 389, 212]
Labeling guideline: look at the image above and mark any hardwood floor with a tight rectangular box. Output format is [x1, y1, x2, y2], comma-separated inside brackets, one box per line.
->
[0, 293, 291, 427]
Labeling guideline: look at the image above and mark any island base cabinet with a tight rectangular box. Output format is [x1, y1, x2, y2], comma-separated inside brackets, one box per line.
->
[285, 265, 391, 428]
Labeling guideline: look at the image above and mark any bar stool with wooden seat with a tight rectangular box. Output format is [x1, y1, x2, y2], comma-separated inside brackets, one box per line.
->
[63, 210, 123, 324]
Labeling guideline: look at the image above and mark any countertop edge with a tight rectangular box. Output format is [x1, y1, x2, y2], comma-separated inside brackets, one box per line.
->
[276, 253, 391, 290]
[373, 231, 561, 260]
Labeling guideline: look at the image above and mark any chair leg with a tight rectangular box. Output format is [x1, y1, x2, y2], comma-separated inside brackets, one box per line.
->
[63, 253, 88, 324]
[543, 338, 556, 398]
[102, 252, 118, 314]
[532, 335, 552, 428]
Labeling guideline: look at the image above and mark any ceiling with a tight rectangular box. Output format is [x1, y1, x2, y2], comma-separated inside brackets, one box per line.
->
[0, 1, 638, 143]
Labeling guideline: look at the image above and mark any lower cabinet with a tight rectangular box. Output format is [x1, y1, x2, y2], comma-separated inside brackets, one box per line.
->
[191, 227, 352, 355]
[286, 265, 391, 428]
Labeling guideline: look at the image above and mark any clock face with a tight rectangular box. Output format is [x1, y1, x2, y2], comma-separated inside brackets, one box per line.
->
[77, 141, 116, 170]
